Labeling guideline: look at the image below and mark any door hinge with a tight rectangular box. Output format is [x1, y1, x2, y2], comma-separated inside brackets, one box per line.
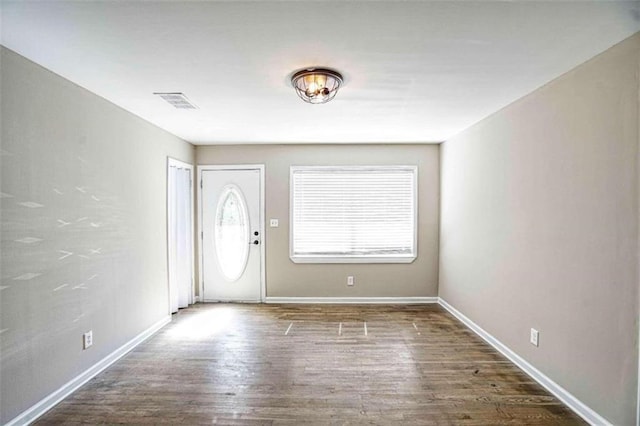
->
[201, 231, 203, 239]
[200, 179, 203, 189]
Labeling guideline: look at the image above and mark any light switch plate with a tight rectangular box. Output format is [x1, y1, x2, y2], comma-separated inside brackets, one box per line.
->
[270, 219, 279, 227]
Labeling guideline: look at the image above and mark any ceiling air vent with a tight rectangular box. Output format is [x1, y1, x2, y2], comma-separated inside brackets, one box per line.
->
[154, 92, 198, 109]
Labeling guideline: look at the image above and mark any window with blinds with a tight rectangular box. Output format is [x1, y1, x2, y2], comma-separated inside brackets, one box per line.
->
[290, 166, 417, 263]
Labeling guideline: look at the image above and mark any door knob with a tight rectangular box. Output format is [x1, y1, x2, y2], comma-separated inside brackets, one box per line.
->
[252, 240, 259, 245]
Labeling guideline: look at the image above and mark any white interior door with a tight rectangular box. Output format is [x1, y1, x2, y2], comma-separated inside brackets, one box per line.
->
[201, 168, 262, 302]
[168, 159, 194, 313]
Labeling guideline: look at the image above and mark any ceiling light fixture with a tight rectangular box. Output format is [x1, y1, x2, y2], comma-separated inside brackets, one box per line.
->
[291, 68, 343, 104]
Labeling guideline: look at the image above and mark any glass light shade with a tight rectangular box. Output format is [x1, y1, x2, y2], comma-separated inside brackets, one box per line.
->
[291, 68, 343, 104]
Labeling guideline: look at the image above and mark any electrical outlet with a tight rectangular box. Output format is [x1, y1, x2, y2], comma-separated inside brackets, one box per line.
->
[530, 328, 539, 347]
[269, 219, 279, 227]
[347, 276, 354, 286]
[83, 330, 93, 350]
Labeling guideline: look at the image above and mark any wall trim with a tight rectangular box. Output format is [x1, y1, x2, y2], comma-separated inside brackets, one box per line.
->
[6, 301, 614, 425]
[6, 315, 171, 426]
[265, 296, 438, 304]
[438, 298, 612, 426]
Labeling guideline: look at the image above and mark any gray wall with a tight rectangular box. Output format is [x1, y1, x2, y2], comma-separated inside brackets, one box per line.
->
[5, 25, 636, 425]
[439, 34, 639, 425]
[197, 144, 439, 298]
[0, 47, 194, 423]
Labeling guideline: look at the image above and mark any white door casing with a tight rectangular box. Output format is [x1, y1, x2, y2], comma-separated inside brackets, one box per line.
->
[199, 165, 265, 302]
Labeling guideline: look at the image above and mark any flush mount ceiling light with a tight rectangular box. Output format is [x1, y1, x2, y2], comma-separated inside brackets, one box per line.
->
[291, 68, 343, 104]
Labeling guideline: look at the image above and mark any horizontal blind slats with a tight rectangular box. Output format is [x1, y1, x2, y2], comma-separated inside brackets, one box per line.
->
[291, 167, 416, 258]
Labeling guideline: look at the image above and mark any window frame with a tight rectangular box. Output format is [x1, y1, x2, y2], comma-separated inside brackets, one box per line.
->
[289, 165, 418, 264]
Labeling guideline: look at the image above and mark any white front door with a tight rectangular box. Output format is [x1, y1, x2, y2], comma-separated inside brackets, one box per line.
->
[201, 167, 263, 302]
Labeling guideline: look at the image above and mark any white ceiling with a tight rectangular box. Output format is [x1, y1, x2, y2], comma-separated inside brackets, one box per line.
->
[2, 1, 639, 145]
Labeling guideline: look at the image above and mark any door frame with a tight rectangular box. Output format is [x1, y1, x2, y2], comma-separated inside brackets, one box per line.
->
[166, 157, 195, 312]
[197, 164, 266, 302]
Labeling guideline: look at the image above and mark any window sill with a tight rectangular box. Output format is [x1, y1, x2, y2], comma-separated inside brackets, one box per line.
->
[290, 255, 416, 264]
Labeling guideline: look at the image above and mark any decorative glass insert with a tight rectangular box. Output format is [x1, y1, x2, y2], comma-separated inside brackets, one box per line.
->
[214, 185, 250, 281]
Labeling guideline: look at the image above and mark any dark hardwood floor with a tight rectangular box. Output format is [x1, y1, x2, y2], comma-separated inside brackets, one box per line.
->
[36, 304, 585, 425]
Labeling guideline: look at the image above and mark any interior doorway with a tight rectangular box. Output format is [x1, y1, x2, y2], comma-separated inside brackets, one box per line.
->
[167, 158, 195, 313]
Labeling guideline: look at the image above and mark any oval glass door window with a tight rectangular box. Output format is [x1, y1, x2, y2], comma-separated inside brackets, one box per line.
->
[214, 185, 250, 281]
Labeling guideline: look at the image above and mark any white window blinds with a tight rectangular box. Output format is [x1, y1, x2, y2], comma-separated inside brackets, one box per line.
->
[290, 166, 417, 263]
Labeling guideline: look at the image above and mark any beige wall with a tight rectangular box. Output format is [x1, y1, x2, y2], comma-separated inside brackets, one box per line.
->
[0, 48, 195, 423]
[439, 34, 640, 425]
[5, 24, 636, 425]
[197, 144, 439, 298]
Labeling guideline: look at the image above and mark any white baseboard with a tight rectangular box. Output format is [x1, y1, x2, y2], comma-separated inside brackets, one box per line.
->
[438, 298, 611, 426]
[6, 299, 613, 426]
[6, 315, 171, 426]
[265, 296, 438, 304]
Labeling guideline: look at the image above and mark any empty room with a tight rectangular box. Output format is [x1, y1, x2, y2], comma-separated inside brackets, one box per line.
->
[1, 1, 639, 425]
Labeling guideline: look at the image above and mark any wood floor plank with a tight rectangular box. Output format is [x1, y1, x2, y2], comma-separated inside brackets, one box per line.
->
[35, 304, 586, 425]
